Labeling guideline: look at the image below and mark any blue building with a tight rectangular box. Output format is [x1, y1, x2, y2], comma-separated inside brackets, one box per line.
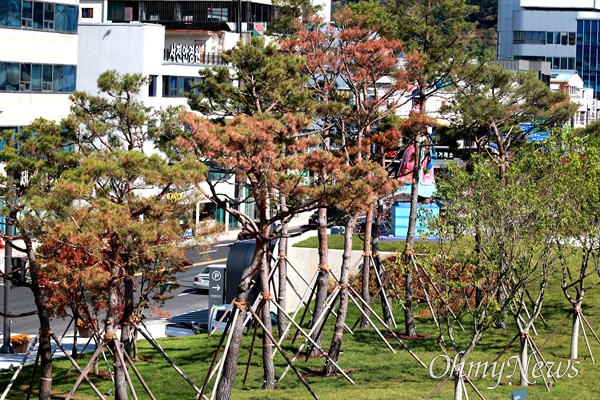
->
[498, 0, 600, 99]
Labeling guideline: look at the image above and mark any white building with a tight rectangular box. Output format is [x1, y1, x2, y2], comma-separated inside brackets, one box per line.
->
[0, 0, 78, 129]
[550, 70, 597, 128]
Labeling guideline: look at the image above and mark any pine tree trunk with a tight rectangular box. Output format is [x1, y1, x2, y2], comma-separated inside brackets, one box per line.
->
[310, 206, 329, 357]
[360, 208, 373, 329]
[373, 202, 393, 325]
[216, 242, 265, 400]
[27, 249, 53, 400]
[259, 242, 275, 390]
[323, 215, 356, 375]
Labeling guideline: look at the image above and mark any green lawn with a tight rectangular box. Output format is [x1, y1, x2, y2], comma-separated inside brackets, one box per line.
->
[3, 244, 600, 399]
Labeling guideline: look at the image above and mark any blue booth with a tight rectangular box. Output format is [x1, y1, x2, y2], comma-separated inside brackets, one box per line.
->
[391, 201, 439, 239]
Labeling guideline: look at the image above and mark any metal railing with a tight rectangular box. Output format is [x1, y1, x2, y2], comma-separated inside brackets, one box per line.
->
[163, 50, 226, 66]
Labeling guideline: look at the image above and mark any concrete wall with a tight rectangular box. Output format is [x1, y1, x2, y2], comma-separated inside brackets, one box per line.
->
[282, 231, 395, 312]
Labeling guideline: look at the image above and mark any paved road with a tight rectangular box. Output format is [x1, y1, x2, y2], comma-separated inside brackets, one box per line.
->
[0, 236, 235, 341]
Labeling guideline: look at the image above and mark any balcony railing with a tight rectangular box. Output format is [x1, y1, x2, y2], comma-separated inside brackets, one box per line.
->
[163, 50, 226, 66]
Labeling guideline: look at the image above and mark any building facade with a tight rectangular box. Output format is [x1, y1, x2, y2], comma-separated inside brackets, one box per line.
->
[0, 0, 79, 130]
[498, 0, 600, 99]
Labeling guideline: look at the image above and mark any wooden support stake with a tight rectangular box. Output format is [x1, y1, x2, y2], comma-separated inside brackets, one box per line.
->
[121, 342, 156, 400]
[247, 303, 320, 400]
[269, 296, 355, 385]
[61, 336, 106, 400]
[540, 311, 572, 350]
[135, 321, 205, 398]
[581, 313, 600, 346]
[25, 344, 40, 400]
[1, 336, 39, 400]
[464, 373, 486, 400]
[113, 338, 138, 400]
[348, 286, 426, 368]
[579, 314, 595, 364]
[243, 313, 260, 385]
[425, 374, 453, 400]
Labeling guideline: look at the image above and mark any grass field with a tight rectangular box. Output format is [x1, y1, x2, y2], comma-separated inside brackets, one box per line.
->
[2, 237, 600, 399]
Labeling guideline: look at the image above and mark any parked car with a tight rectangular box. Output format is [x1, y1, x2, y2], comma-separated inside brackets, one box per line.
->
[308, 207, 346, 227]
[193, 264, 225, 291]
[355, 220, 392, 237]
[165, 305, 278, 337]
[237, 223, 281, 241]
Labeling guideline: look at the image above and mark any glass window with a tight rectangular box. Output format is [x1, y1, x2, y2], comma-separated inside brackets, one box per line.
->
[44, 2, 54, 29]
[547, 32, 553, 45]
[31, 64, 41, 91]
[53, 65, 64, 92]
[82, 7, 93, 18]
[42, 65, 53, 91]
[20, 64, 31, 91]
[2, 63, 19, 91]
[561, 57, 568, 69]
[33, 1, 43, 29]
[62, 65, 76, 92]
[0, 0, 22, 27]
[569, 32, 576, 45]
[568, 58, 575, 70]
[65, 5, 77, 32]
[22, 1, 33, 28]
[148, 75, 157, 97]
[554, 32, 561, 44]
[55, 4, 65, 31]
[561, 32, 568, 45]
[108, 2, 124, 21]
[525, 31, 533, 43]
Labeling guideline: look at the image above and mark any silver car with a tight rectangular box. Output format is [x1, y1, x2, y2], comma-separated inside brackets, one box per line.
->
[192, 266, 212, 291]
[192, 264, 226, 291]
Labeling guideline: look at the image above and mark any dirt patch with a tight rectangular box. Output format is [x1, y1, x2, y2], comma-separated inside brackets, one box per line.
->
[89, 369, 113, 380]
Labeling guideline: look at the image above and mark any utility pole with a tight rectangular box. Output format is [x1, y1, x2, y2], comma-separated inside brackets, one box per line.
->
[0, 214, 13, 354]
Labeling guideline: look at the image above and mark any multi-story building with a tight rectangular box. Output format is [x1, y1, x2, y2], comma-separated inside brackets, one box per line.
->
[0, 0, 79, 131]
[498, 0, 600, 100]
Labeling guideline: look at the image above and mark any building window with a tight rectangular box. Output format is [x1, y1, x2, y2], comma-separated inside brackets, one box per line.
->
[43, 2, 54, 29]
[148, 75, 157, 97]
[82, 8, 93, 18]
[0, 62, 76, 93]
[579, 111, 585, 125]
[208, 8, 228, 21]
[161, 75, 200, 97]
[0, 0, 77, 33]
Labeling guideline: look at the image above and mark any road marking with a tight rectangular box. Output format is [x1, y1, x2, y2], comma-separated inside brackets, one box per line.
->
[197, 250, 216, 255]
[214, 243, 232, 248]
[133, 258, 227, 277]
[178, 292, 192, 297]
[191, 258, 227, 267]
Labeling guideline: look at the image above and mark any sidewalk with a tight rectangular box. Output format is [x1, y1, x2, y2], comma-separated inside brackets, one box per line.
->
[0, 319, 168, 372]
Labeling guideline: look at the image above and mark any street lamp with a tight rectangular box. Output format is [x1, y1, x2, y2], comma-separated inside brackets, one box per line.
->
[0, 166, 14, 354]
